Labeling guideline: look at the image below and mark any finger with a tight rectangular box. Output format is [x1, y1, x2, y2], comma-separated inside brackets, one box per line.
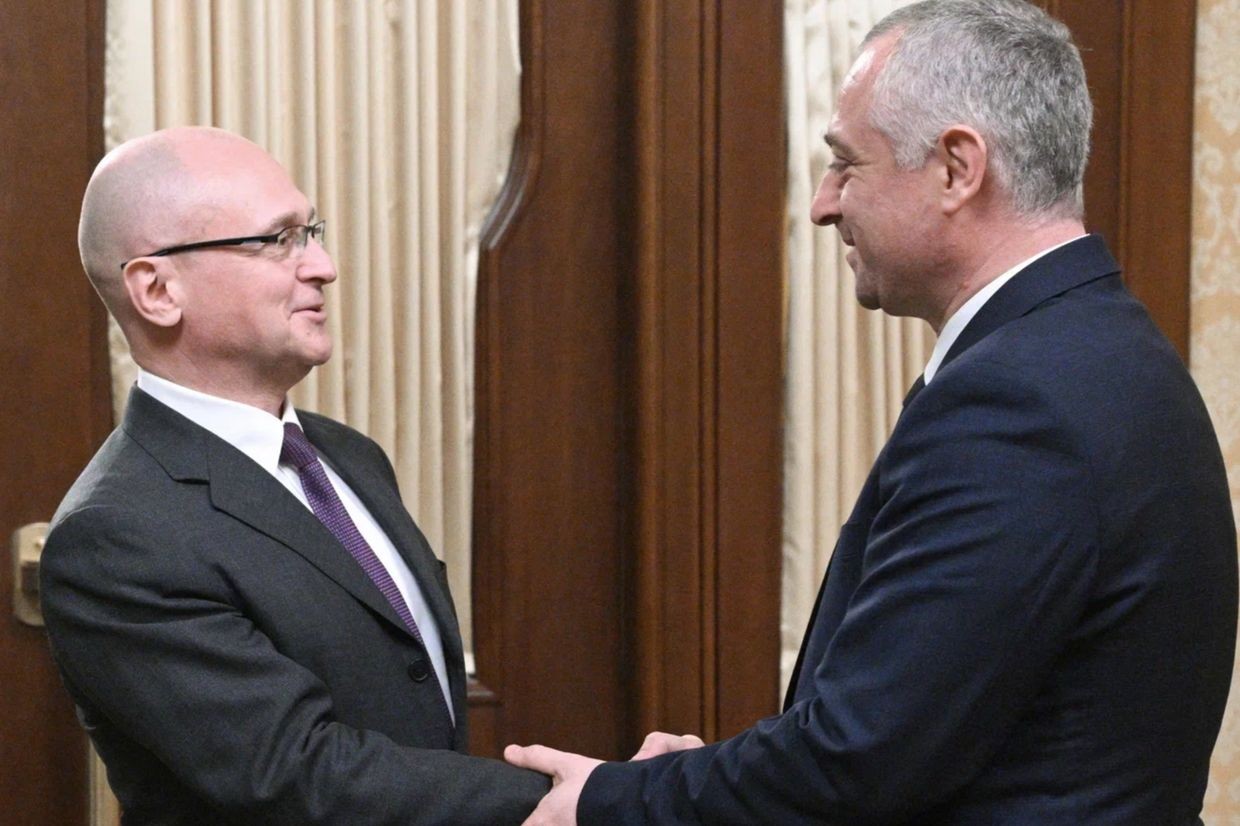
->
[630, 731, 672, 760]
[505, 743, 567, 774]
[630, 732, 705, 760]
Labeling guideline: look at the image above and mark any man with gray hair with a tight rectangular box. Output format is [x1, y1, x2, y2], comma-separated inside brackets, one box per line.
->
[506, 1, 1237, 822]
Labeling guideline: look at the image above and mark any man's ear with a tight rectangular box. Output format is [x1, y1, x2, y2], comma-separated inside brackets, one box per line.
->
[122, 259, 183, 327]
[935, 125, 988, 215]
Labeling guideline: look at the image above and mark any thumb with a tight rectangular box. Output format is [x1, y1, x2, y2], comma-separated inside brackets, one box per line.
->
[504, 743, 563, 775]
[630, 731, 706, 760]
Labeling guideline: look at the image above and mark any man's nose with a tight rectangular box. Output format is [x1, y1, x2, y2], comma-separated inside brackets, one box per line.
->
[298, 237, 337, 284]
[810, 172, 842, 227]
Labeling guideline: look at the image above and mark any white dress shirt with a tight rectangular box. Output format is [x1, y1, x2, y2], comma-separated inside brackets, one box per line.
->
[137, 370, 454, 720]
[924, 235, 1085, 384]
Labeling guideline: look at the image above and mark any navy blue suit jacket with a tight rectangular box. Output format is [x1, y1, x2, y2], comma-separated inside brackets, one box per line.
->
[580, 236, 1237, 823]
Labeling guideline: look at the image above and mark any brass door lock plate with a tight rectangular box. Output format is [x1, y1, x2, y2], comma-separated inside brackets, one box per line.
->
[11, 522, 49, 627]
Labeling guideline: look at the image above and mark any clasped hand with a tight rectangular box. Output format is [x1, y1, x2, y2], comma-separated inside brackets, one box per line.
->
[505, 731, 705, 825]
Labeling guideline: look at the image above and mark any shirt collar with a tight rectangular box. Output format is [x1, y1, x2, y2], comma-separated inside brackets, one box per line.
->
[923, 235, 1085, 384]
[136, 369, 301, 474]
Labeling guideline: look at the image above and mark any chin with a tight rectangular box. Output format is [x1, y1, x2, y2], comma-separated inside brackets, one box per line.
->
[307, 348, 333, 367]
[300, 335, 334, 367]
[854, 282, 881, 311]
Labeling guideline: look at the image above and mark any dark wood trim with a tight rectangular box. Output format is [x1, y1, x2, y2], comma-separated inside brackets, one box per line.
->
[1119, 0, 1195, 360]
[464, 677, 500, 758]
[1041, 0, 1194, 360]
[466, 0, 543, 759]
[472, 0, 784, 757]
[0, 1, 108, 823]
[623, 0, 787, 747]
[628, 0, 786, 746]
[712, 0, 786, 738]
[473, 0, 635, 759]
[631, 0, 717, 741]
[470, 0, 546, 759]
[86, 0, 113, 444]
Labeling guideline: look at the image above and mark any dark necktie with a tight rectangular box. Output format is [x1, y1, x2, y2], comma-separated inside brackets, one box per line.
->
[280, 422, 425, 644]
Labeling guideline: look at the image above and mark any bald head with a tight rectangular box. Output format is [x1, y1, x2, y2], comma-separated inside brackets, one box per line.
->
[78, 126, 334, 410]
[78, 127, 285, 321]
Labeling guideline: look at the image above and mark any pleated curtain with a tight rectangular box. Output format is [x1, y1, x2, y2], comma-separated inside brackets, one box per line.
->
[781, 0, 932, 693]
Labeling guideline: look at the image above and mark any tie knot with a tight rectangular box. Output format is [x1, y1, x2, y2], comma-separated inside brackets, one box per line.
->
[281, 423, 318, 470]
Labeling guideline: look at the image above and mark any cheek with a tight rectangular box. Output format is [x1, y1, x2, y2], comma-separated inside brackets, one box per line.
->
[838, 183, 881, 225]
[837, 182, 856, 212]
[197, 292, 273, 342]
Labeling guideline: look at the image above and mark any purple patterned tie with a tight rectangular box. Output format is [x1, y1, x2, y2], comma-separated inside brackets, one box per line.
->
[281, 423, 424, 644]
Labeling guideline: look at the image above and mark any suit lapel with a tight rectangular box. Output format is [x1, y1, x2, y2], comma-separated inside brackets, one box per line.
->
[123, 388, 413, 639]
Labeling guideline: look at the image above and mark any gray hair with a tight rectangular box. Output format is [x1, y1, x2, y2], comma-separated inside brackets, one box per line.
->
[864, 0, 1092, 218]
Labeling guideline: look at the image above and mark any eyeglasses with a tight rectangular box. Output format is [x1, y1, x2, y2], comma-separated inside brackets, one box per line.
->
[119, 220, 327, 270]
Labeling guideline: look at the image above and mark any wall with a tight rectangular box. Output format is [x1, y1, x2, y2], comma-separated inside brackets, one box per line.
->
[1196, 0, 1240, 819]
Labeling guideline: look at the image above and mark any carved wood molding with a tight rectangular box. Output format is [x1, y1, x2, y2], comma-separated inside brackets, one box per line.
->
[469, 0, 546, 756]
[473, 0, 633, 758]
[472, 0, 784, 758]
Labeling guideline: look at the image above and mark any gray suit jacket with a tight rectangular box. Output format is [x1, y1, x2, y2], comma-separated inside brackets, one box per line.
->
[41, 387, 547, 825]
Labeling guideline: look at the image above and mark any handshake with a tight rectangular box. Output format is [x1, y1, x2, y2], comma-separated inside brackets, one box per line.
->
[504, 731, 707, 826]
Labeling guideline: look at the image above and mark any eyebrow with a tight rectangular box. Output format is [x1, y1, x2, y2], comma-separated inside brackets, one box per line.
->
[257, 207, 316, 235]
[823, 132, 857, 157]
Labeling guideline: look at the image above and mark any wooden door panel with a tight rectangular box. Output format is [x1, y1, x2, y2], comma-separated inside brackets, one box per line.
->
[1043, 0, 1195, 357]
[0, 1, 107, 824]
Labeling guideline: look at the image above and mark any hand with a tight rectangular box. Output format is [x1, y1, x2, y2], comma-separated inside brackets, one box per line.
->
[505, 744, 603, 826]
[630, 731, 706, 760]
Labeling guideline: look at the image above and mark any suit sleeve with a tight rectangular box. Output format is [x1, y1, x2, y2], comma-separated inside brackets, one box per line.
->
[40, 504, 548, 826]
[579, 357, 1100, 824]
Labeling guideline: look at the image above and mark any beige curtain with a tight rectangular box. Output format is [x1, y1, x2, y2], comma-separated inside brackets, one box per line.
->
[781, 0, 932, 693]
[1193, 0, 1240, 819]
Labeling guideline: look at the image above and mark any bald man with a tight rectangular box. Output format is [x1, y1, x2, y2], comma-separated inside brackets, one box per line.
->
[41, 126, 547, 825]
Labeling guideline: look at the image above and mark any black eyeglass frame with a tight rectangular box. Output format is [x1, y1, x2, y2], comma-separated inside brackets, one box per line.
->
[119, 220, 327, 270]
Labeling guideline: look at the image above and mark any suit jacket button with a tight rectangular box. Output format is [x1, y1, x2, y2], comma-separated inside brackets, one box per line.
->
[407, 660, 430, 682]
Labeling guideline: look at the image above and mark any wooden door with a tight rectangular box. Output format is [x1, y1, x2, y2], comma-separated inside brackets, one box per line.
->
[0, 1, 107, 824]
[470, 0, 787, 758]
